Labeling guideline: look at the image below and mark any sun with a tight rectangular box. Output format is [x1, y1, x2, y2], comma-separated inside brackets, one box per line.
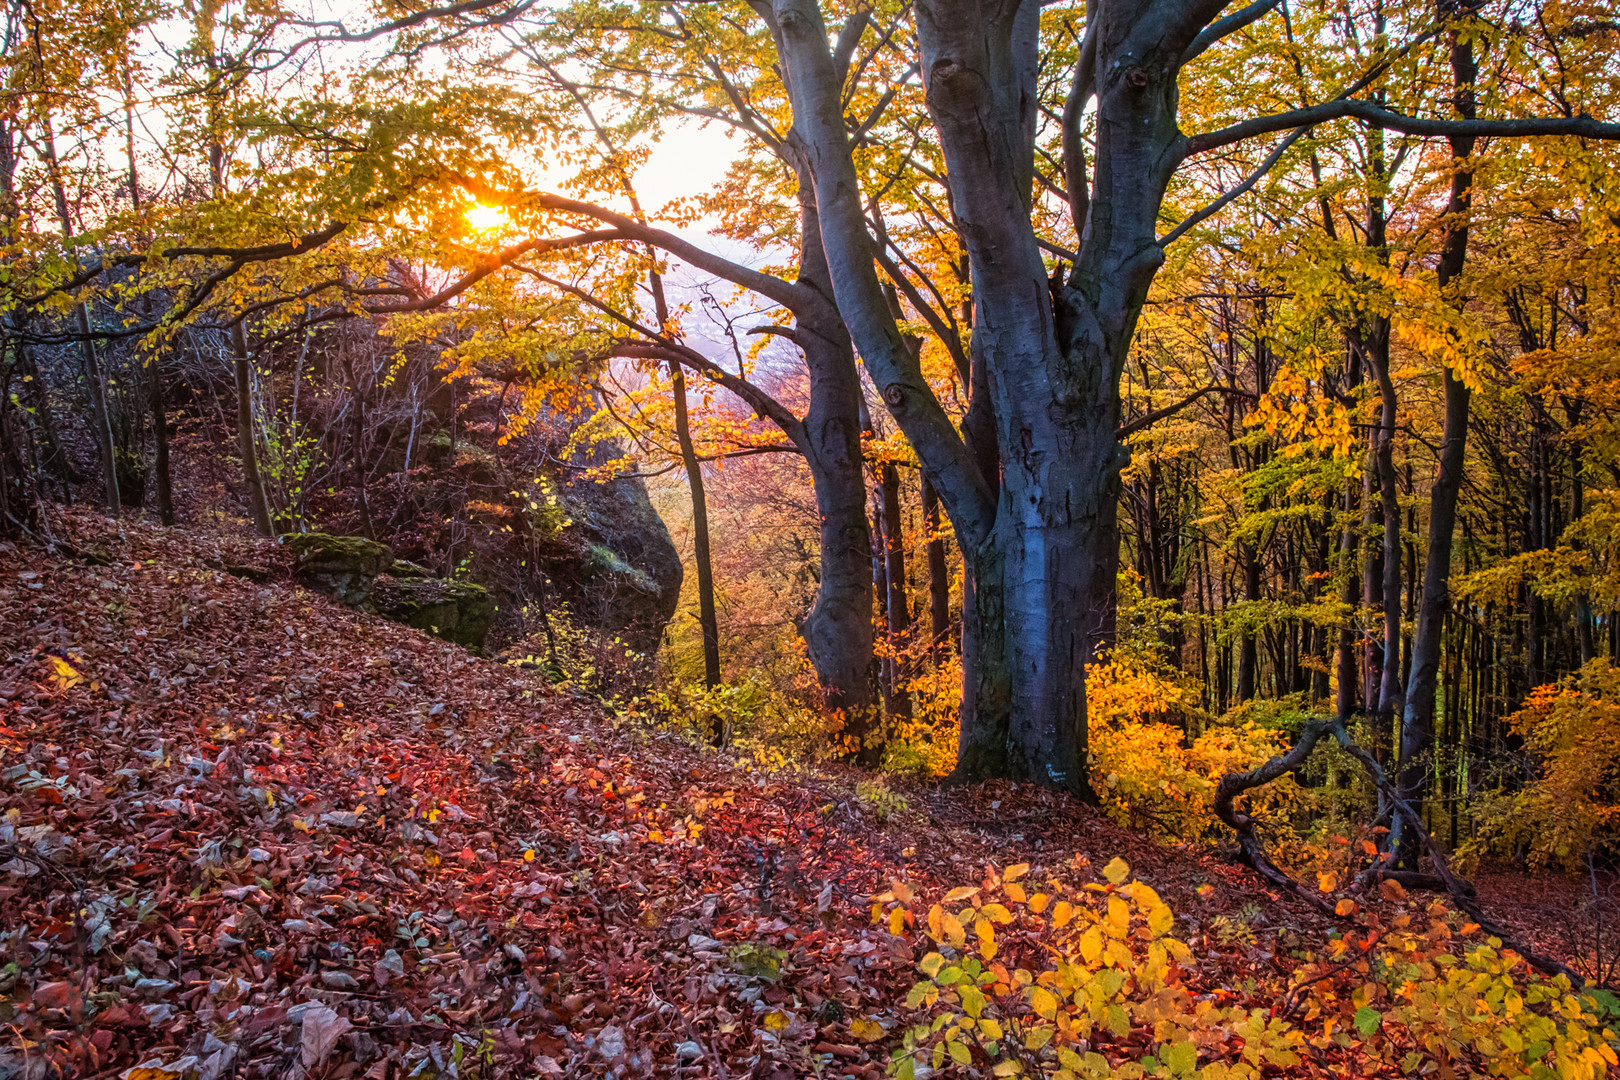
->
[466, 202, 510, 231]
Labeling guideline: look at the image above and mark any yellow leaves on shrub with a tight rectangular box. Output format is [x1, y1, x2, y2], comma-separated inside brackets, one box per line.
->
[976, 918, 997, 961]
[893, 855, 1617, 1080]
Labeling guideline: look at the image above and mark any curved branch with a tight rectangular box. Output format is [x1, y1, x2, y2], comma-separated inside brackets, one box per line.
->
[1160, 126, 1310, 245]
[518, 190, 817, 314]
[1185, 99, 1620, 158]
[1181, 0, 1284, 63]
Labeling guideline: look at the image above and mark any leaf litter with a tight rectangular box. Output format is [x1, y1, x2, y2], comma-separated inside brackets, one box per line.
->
[0, 510, 1593, 1078]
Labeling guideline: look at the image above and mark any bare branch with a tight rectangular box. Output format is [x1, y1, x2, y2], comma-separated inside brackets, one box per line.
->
[1181, 0, 1284, 63]
[1185, 99, 1620, 158]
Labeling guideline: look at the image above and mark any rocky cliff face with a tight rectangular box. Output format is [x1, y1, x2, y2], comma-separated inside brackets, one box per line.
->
[546, 449, 683, 655]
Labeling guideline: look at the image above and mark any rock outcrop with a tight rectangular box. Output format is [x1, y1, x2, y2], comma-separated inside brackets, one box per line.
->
[371, 575, 494, 652]
[281, 533, 494, 652]
[282, 533, 393, 607]
[550, 456, 683, 654]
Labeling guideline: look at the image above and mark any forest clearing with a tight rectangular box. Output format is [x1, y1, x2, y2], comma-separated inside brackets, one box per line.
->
[3, 0, 1620, 1075]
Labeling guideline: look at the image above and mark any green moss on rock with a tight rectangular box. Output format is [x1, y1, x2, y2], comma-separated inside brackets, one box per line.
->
[372, 576, 494, 651]
[280, 533, 393, 606]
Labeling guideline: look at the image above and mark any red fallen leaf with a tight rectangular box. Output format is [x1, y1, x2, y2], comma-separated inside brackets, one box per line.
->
[94, 1004, 146, 1028]
[457, 847, 477, 862]
[32, 981, 78, 1010]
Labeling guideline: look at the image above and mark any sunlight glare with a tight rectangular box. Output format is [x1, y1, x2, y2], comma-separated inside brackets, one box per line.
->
[466, 202, 510, 231]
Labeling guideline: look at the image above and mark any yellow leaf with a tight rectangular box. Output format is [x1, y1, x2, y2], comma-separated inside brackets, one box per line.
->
[1005, 882, 1027, 904]
[763, 1009, 790, 1031]
[1102, 857, 1130, 885]
[47, 655, 83, 690]
[980, 903, 1014, 924]
[1148, 904, 1174, 936]
[992, 1059, 1020, 1076]
[942, 910, 966, 946]
[928, 904, 943, 941]
[1030, 985, 1059, 1019]
[1079, 927, 1103, 964]
[977, 918, 997, 961]
[1052, 900, 1074, 928]
[523, 849, 536, 862]
[1318, 872, 1338, 893]
[1029, 892, 1050, 915]
[850, 1016, 884, 1042]
[1335, 899, 1358, 917]
[944, 886, 980, 904]
[1003, 862, 1030, 882]
[889, 907, 906, 935]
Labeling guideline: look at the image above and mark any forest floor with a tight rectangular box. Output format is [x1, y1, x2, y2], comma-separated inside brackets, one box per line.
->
[0, 509, 1599, 1079]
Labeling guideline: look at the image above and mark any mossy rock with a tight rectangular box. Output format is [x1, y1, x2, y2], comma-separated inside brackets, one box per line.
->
[280, 533, 393, 607]
[388, 558, 435, 579]
[372, 576, 494, 651]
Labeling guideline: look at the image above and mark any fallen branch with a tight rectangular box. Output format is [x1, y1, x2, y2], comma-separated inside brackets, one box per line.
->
[1213, 716, 1583, 982]
[1322, 719, 1580, 982]
[1212, 720, 1337, 918]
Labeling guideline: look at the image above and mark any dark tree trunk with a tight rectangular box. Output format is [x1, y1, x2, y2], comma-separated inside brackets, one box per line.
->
[1238, 544, 1260, 702]
[148, 355, 174, 525]
[1393, 0, 1481, 864]
[669, 362, 721, 690]
[922, 477, 951, 655]
[231, 325, 274, 537]
[879, 459, 911, 720]
[787, 174, 881, 751]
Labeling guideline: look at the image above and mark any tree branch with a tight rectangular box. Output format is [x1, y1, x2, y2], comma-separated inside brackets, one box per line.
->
[1116, 383, 1254, 438]
[1181, 0, 1284, 63]
[1185, 99, 1620, 158]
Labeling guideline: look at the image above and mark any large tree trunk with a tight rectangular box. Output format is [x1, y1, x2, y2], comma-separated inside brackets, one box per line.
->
[785, 171, 881, 753]
[767, 0, 1199, 800]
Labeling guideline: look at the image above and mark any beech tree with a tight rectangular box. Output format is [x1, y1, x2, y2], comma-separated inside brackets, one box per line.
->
[736, 0, 1620, 797]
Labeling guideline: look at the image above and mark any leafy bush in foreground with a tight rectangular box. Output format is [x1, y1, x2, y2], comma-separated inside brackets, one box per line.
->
[877, 859, 1619, 1079]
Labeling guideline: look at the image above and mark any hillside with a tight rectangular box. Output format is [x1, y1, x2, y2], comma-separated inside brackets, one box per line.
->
[0, 512, 1599, 1079]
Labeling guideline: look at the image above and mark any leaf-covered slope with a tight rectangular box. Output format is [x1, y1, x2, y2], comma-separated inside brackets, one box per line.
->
[0, 511, 1591, 1080]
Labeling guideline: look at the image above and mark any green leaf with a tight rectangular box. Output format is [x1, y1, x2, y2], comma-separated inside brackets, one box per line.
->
[1353, 1006, 1382, 1038]
[1164, 1039, 1198, 1076]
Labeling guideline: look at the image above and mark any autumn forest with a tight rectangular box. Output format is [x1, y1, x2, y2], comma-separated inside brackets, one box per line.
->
[3, 0, 1620, 1076]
